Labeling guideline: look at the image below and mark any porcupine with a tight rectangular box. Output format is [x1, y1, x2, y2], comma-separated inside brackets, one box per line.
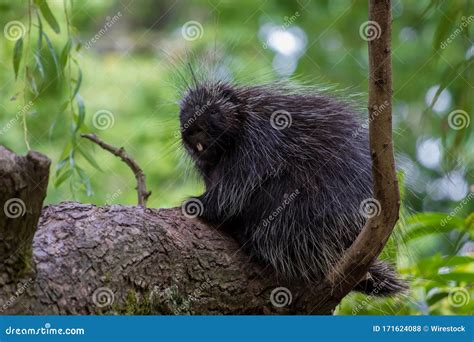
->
[179, 76, 407, 295]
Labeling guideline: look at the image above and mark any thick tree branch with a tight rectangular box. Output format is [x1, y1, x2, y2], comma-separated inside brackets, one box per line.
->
[81, 133, 151, 207]
[1, 203, 329, 314]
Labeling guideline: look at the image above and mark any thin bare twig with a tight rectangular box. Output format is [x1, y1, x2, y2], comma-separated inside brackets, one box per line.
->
[80, 133, 151, 207]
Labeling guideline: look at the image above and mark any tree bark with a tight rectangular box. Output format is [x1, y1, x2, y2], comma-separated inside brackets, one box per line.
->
[1, 202, 331, 314]
[0, 146, 50, 284]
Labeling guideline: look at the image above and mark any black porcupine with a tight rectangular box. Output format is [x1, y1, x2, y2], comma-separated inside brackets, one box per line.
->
[179, 78, 406, 295]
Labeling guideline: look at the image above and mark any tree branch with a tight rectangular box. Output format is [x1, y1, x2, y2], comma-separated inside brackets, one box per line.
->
[316, 0, 400, 307]
[0, 146, 50, 283]
[81, 133, 151, 207]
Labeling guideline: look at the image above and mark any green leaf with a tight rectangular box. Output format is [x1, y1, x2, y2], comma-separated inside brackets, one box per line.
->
[402, 212, 465, 242]
[33, 52, 45, 79]
[43, 33, 60, 77]
[72, 59, 82, 97]
[60, 38, 72, 70]
[13, 37, 23, 80]
[75, 167, 93, 196]
[75, 94, 85, 131]
[438, 272, 474, 283]
[54, 168, 73, 187]
[26, 67, 39, 95]
[426, 292, 449, 307]
[428, 61, 465, 110]
[35, 0, 60, 34]
[77, 145, 102, 171]
[36, 12, 43, 48]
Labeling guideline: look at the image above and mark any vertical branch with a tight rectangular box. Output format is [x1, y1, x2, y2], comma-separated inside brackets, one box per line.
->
[0, 147, 50, 282]
[323, 0, 400, 300]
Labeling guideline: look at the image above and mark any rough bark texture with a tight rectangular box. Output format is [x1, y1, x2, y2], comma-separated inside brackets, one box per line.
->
[0, 146, 50, 284]
[2, 202, 330, 314]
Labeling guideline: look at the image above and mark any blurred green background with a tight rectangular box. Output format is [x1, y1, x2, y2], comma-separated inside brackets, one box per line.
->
[0, 0, 472, 315]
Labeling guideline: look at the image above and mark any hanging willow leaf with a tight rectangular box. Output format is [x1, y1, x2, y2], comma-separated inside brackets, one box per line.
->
[26, 67, 39, 96]
[35, 0, 60, 34]
[72, 59, 82, 98]
[43, 32, 60, 78]
[60, 38, 72, 70]
[54, 168, 73, 187]
[75, 93, 85, 131]
[33, 52, 45, 79]
[36, 11, 43, 49]
[13, 37, 23, 80]
[77, 145, 102, 171]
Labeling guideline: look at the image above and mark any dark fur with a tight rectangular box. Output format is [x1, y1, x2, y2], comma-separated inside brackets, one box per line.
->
[179, 79, 406, 295]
